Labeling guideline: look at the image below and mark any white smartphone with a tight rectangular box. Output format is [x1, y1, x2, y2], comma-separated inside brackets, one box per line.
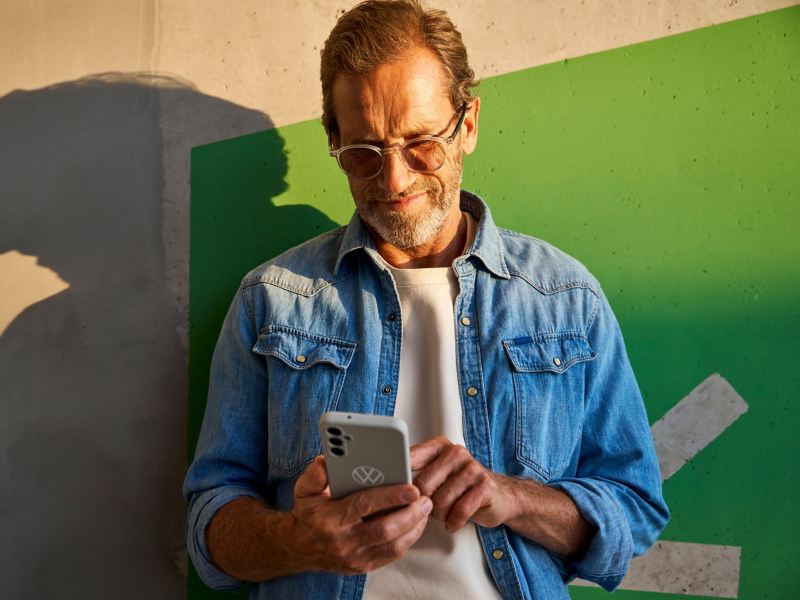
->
[319, 411, 412, 500]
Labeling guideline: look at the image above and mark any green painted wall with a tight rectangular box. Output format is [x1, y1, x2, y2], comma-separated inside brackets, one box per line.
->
[189, 6, 800, 598]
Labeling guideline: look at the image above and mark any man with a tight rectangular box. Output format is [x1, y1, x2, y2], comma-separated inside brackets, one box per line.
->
[184, 1, 669, 598]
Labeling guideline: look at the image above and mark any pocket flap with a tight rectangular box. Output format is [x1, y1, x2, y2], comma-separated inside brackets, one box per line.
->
[253, 326, 356, 370]
[503, 333, 596, 374]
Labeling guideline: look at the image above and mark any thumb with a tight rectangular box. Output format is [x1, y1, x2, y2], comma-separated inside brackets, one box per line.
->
[294, 455, 329, 499]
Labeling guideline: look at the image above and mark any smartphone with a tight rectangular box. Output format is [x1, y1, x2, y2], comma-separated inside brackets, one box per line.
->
[319, 411, 412, 500]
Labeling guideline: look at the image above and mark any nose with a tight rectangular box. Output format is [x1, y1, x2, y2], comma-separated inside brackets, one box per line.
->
[378, 148, 415, 194]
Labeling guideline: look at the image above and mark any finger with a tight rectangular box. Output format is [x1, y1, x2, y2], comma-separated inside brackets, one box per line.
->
[295, 455, 329, 499]
[430, 460, 487, 521]
[445, 484, 489, 532]
[358, 495, 433, 548]
[413, 443, 472, 498]
[341, 484, 420, 525]
[371, 504, 428, 566]
[410, 436, 452, 471]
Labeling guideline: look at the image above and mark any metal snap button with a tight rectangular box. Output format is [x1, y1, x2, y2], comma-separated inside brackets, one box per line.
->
[460, 316, 471, 326]
[382, 386, 392, 395]
[553, 357, 562, 367]
[295, 354, 307, 364]
[466, 386, 478, 397]
[492, 549, 504, 560]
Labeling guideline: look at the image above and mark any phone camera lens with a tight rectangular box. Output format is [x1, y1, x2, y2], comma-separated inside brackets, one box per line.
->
[331, 447, 345, 456]
[327, 427, 342, 436]
[329, 437, 343, 446]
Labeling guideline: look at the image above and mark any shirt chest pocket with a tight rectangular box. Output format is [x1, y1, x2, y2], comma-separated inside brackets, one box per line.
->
[503, 333, 596, 480]
[253, 326, 356, 476]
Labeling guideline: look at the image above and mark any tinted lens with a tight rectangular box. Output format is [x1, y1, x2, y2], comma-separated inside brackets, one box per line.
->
[402, 138, 446, 172]
[338, 147, 383, 179]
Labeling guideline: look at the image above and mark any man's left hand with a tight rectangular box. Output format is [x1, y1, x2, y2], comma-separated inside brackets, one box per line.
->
[411, 436, 517, 532]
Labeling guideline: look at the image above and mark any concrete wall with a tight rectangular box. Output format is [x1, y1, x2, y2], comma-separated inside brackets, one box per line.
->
[1, 1, 796, 598]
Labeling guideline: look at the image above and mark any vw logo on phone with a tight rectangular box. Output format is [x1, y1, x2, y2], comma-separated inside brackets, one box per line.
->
[352, 465, 385, 486]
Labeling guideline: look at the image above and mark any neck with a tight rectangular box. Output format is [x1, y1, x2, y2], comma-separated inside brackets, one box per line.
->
[375, 209, 467, 269]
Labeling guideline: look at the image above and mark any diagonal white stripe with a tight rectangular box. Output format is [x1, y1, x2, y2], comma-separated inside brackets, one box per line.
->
[571, 541, 741, 597]
[651, 374, 749, 481]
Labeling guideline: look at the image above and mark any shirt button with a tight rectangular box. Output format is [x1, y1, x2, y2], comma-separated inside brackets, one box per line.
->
[553, 357, 562, 367]
[460, 316, 471, 326]
[466, 386, 478, 397]
[382, 385, 392, 395]
[295, 354, 307, 364]
[387, 313, 397, 321]
[492, 549, 505, 560]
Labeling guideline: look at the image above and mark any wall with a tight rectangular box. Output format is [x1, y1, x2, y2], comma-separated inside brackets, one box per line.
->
[1, 1, 797, 599]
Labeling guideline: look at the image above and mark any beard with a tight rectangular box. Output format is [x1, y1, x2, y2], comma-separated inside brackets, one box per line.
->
[352, 158, 462, 250]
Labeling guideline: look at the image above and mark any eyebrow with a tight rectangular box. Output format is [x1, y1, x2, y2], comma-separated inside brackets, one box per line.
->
[347, 121, 446, 146]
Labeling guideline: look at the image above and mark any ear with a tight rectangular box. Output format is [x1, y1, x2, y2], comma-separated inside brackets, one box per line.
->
[460, 97, 480, 155]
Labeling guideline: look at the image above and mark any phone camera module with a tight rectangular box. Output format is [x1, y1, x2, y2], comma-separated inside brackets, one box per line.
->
[329, 437, 344, 446]
[327, 427, 343, 436]
[330, 447, 345, 456]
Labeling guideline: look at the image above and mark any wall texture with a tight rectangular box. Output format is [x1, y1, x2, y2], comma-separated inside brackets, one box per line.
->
[1, 1, 797, 599]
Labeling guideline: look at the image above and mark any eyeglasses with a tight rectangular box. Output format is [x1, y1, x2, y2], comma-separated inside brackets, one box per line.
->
[329, 104, 467, 180]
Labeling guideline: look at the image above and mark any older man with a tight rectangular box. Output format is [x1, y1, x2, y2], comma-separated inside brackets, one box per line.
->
[184, 1, 668, 598]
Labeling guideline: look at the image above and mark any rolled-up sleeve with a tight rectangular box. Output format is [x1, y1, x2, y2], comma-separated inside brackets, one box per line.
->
[549, 291, 669, 591]
[183, 286, 270, 591]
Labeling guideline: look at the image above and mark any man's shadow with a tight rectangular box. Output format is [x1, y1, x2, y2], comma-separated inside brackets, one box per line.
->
[0, 73, 338, 599]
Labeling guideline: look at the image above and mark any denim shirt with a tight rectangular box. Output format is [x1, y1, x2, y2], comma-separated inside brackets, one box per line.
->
[184, 191, 669, 599]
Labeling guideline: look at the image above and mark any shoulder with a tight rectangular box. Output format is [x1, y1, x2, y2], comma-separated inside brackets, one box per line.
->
[240, 226, 350, 297]
[497, 227, 601, 298]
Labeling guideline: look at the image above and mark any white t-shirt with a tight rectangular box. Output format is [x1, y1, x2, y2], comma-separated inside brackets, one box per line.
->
[363, 214, 501, 599]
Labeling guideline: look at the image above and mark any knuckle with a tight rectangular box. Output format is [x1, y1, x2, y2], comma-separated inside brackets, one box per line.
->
[467, 462, 484, 479]
[327, 539, 347, 559]
[388, 538, 407, 559]
[353, 493, 374, 517]
[375, 520, 395, 541]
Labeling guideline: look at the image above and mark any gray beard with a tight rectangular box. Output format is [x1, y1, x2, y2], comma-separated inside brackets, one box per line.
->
[358, 185, 456, 250]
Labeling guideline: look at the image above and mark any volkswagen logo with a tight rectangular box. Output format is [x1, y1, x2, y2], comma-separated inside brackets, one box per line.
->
[351, 465, 385, 486]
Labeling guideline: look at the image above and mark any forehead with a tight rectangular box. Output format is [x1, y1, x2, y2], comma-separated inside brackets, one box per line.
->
[332, 47, 453, 142]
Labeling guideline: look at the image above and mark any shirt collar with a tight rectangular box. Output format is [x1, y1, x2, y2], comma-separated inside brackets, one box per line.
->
[334, 189, 510, 279]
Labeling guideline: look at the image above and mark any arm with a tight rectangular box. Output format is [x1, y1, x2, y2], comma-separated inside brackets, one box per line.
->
[184, 290, 431, 588]
[411, 437, 594, 557]
[412, 292, 668, 589]
[206, 457, 432, 582]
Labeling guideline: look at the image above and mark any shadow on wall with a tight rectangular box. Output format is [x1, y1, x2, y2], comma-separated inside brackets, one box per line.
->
[0, 72, 334, 599]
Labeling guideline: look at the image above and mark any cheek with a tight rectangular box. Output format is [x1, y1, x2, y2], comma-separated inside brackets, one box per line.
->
[348, 178, 368, 201]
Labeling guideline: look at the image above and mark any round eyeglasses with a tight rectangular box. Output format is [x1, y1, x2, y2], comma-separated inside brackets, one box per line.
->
[329, 104, 467, 180]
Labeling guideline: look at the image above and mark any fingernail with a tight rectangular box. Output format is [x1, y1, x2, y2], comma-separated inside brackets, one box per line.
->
[421, 497, 433, 513]
[402, 489, 417, 503]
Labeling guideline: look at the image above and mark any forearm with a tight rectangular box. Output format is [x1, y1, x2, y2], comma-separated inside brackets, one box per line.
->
[207, 496, 306, 582]
[501, 475, 595, 558]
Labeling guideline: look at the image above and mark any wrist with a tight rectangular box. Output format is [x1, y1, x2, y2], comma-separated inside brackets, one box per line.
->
[271, 510, 312, 574]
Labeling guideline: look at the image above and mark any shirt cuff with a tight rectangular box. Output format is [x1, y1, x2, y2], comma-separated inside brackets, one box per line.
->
[548, 478, 633, 591]
[187, 486, 265, 591]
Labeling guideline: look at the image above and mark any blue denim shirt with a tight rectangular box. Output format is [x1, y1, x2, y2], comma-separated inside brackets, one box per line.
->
[184, 191, 668, 599]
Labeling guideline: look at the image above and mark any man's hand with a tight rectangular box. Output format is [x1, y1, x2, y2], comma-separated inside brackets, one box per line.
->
[411, 436, 517, 532]
[288, 456, 432, 574]
[207, 456, 432, 582]
[411, 436, 595, 557]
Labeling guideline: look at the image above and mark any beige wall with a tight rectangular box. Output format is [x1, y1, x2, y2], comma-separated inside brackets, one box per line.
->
[0, 1, 795, 597]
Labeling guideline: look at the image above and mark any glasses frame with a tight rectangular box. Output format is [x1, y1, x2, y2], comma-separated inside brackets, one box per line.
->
[329, 103, 468, 180]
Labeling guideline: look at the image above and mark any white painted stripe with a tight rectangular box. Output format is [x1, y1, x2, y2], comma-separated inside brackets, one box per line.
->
[570, 376, 747, 596]
[570, 541, 741, 598]
[652, 374, 749, 481]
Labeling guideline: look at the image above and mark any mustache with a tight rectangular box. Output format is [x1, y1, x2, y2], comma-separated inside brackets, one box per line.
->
[367, 182, 438, 203]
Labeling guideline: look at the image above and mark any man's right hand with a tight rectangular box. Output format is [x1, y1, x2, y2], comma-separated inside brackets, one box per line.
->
[288, 455, 432, 575]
